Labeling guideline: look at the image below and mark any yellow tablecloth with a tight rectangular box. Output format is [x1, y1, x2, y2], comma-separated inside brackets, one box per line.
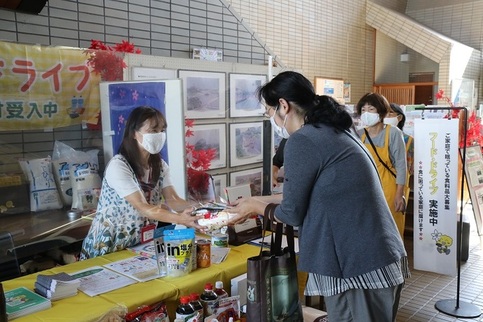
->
[3, 243, 261, 322]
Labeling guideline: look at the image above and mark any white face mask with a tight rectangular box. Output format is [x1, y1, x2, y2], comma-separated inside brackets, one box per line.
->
[361, 112, 380, 127]
[139, 132, 166, 154]
[383, 117, 399, 127]
[280, 114, 290, 139]
[271, 114, 290, 139]
[270, 115, 285, 138]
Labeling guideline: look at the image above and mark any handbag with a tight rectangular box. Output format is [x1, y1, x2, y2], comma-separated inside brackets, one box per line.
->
[246, 203, 303, 322]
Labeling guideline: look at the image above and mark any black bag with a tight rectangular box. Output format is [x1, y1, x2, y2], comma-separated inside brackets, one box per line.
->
[246, 203, 303, 322]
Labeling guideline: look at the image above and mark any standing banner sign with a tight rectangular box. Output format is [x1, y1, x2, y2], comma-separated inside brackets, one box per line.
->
[414, 118, 459, 276]
[0, 41, 100, 131]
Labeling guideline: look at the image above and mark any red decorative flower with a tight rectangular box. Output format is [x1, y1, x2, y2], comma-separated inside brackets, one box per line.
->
[185, 119, 217, 199]
[437, 89, 483, 148]
[84, 40, 141, 130]
[84, 39, 142, 82]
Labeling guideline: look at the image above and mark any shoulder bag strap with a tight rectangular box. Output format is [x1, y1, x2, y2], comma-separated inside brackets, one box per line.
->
[363, 128, 396, 178]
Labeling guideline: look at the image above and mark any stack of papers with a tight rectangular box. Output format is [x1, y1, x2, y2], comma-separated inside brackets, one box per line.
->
[34, 272, 81, 301]
[71, 266, 136, 297]
[5, 286, 51, 320]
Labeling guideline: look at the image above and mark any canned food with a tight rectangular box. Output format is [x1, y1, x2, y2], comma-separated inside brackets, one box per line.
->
[196, 239, 211, 268]
[211, 233, 228, 248]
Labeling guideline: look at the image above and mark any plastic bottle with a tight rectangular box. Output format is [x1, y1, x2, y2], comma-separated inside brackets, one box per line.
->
[176, 295, 195, 320]
[214, 280, 228, 299]
[189, 292, 204, 321]
[200, 282, 218, 317]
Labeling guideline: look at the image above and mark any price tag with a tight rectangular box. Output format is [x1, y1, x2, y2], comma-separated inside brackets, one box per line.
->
[141, 223, 156, 243]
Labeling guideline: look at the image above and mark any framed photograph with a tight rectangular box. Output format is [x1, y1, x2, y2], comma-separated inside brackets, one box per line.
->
[185, 123, 226, 169]
[230, 122, 264, 167]
[229, 73, 267, 117]
[178, 70, 226, 119]
[212, 174, 227, 200]
[230, 167, 263, 196]
[314, 77, 344, 104]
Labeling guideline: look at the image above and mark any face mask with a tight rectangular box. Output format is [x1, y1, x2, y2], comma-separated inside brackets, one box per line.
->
[140, 132, 166, 154]
[270, 114, 290, 139]
[280, 114, 290, 139]
[383, 116, 399, 127]
[361, 112, 380, 127]
[270, 115, 285, 138]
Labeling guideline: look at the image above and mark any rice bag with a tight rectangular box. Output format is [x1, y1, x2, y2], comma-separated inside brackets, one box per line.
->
[18, 157, 63, 212]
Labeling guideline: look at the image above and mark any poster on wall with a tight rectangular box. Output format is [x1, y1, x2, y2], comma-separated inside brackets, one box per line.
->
[0, 41, 100, 131]
[99, 79, 186, 197]
[413, 118, 459, 276]
[314, 77, 344, 104]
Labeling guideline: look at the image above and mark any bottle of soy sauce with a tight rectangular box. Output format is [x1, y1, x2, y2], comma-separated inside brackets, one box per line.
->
[189, 292, 204, 321]
[214, 280, 229, 299]
[176, 295, 195, 320]
[200, 282, 218, 317]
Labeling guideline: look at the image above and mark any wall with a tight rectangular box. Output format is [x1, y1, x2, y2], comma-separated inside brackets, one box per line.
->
[405, 0, 483, 105]
[0, 0, 380, 178]
[225, 0, 377, 102]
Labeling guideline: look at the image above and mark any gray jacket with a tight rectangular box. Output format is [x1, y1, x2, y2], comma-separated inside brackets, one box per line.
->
[275, 123, 407, 278]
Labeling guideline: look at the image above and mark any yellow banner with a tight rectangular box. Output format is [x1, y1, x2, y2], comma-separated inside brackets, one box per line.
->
[0, 41, 100, 131]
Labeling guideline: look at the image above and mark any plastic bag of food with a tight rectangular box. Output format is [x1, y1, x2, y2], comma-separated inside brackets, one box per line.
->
[18, 157, 63, 212]
[70, 150, 101, 213]
[52, 141, 75, 206]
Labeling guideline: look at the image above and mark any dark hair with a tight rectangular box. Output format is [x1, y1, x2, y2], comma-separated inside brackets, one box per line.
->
[257, 71, 352, 130]
[355, 92, 390, 120]
[390, 103, 406, 130]
[118, 106, 166, 183]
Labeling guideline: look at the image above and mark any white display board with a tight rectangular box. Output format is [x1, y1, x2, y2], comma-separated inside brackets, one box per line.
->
[99, 79, 186, 198]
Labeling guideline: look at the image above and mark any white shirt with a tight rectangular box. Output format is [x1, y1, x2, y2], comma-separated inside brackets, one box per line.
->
[104, 157, 173, 198]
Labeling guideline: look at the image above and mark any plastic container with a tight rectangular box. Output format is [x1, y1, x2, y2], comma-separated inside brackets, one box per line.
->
[189, 292, 204, 321]
[200, 282, 218, 317]
[176, 295, 195, 320]
[214, 280, 228, 299]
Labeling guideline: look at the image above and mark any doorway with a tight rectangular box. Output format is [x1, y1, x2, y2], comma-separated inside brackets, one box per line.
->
[414, 85, 434, 105]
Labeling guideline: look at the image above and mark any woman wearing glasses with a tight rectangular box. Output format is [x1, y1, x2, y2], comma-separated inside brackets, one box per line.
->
[229, 71, 409, 322]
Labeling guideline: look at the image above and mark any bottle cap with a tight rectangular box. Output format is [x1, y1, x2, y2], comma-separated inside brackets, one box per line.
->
[204, 282, 213, 290]
[189, 293, 200, 301]
[180, 295, 190, 304]
[215, 281, 224, 289]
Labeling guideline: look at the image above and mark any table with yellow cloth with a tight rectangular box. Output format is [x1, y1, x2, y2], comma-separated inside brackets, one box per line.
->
[2, 243, 261, 322]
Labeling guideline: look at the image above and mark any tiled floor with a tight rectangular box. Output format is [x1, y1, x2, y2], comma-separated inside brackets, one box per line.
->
[397, 204, 483, 321]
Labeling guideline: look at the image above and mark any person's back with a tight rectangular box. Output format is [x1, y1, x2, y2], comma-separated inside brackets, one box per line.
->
[279, 122, 406, 278]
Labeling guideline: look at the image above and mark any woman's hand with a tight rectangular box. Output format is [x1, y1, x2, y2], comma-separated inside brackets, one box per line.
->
[394, 184, 406, 212]
[177, 207, 205, 231]
[228, 197, 267, 225]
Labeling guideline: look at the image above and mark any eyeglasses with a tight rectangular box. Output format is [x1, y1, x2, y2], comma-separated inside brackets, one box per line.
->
[263, 105, 278, 118]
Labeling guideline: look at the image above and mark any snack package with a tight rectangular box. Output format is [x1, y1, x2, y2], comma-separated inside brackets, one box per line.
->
[163, 228, 195, 277]
[204, 296, 241, 322]
[18, 157, 63, 212]
[197, 211, 236, 232]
